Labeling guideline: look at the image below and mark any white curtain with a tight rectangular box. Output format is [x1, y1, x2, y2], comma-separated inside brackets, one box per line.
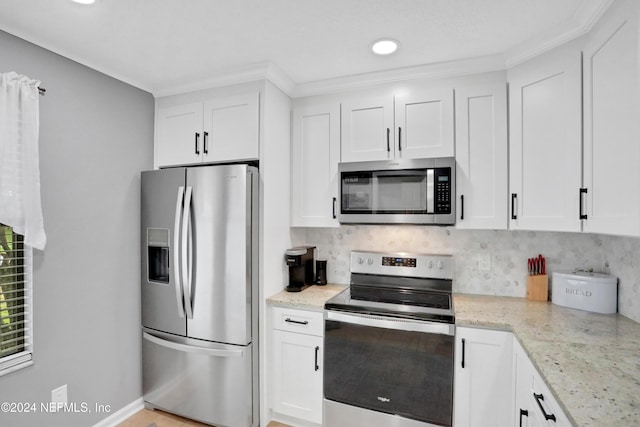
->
[0, 71, 46, 250]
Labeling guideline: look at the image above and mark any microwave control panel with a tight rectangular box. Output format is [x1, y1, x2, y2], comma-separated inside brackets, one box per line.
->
[434, 168, 451, 214]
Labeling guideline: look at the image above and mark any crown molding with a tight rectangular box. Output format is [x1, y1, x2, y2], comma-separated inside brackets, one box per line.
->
[504, 0, 614, 68]
[291, 54, 507, 98]
[152, 61, 296, 98]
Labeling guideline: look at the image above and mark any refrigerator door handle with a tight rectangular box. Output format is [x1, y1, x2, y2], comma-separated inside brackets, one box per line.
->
[182, 186, 194, 319]
[173, 186, 186, 318]
[143, 332, 245, 358]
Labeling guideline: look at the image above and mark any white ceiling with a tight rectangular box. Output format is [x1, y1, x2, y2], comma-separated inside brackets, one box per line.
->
[0, 0, 612, 96]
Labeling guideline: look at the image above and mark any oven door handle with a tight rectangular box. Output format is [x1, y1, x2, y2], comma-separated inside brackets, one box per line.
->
[326, 310, 455, 336]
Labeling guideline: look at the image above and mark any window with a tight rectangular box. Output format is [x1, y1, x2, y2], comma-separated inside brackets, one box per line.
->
[0, 223, 32, 375]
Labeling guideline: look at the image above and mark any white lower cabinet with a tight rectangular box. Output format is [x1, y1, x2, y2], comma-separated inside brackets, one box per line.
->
[513, 339, 571, 427]
[271, 307, 323, 425]
[454, 327, 513, 427]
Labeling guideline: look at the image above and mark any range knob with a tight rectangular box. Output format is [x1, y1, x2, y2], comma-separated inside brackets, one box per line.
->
[437, 261, 444, 269]
[428, 260, 434, 268]
[357, 257, 364, 265]
[367, 258, 374, 265]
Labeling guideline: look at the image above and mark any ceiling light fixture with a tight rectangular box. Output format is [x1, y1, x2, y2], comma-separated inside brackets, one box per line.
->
[72, 0, 96, 4]
[371, 39, 399, 56]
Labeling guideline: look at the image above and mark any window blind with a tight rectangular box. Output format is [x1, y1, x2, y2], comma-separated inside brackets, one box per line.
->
[0, 224, 32, 375]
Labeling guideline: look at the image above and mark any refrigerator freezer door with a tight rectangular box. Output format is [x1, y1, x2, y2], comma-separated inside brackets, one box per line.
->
[141, 168, 187, 336]
[142, 330, 254, 427]
[186, 165, 255, 345]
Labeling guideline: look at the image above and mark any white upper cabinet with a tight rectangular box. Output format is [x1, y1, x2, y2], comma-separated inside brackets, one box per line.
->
[291, 101, 341, 227]
[341, 89, 454, 162]
[203, 92, 259, 163]
[508, 40, 583, 232]
[155, 102, 203, 167]
[455, 83, 508, 229]
[395, 88, 455, 159]
[341, 95, 394, 162]
[583, 0, 640, 236]
[155, 92, 259, 168]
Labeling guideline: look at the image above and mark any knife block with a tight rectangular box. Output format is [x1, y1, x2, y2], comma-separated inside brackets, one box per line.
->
[526, 275, 548, 301]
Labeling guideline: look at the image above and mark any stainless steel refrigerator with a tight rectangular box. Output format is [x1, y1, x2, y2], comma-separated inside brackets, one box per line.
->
[140, 164, 259, 427]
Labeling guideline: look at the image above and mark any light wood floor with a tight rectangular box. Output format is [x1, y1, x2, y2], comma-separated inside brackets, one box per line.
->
[116, 409, 290, 427]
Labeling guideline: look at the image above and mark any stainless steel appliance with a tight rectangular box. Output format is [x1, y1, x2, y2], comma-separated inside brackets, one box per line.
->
[338, 158, 456, 225]
[324, 251, 455, 427]
[285, 246, 315, 292]
[141, 164, 259, 427]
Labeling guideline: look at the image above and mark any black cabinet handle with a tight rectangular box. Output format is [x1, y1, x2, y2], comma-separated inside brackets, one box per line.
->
[284, 318, 308, 325]
[579, 188, 588, 220]
[461, 338, 466, 368]
[460, 195, 464, 221]
[519, 409, 529, 427]
[534, 393, 557, 422]
[195, 132, 200, 155]
[511, 193, 518, 220]
[332, 197, 337, 219]
[398, 127, 402, 151]
[386, 128, 391, 152]
[315, 346, 320, 371]
[203, 131, 209, 154]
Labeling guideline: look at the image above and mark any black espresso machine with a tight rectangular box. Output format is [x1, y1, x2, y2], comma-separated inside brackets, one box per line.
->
[285, 246, 316, 292]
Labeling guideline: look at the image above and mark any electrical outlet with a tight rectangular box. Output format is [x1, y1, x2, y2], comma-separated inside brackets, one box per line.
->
[51, 384, 67, 405]
[478, 254, 491, 271]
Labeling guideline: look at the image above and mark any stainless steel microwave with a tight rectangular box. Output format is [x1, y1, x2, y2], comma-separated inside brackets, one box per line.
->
[338, 157, 456, 225]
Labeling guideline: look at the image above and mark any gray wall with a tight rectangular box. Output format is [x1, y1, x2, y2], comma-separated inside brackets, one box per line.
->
[0, 30, 153, 426]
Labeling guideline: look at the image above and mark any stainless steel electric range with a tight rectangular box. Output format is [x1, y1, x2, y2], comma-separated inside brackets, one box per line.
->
[324, 251, 455, 427]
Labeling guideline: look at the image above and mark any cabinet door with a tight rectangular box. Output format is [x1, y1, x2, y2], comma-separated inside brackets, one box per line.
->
[455, 83, 508, 229]
[513, 339, 535, 427]
[291, 102, 341, 227]
[203, 92, 259, 162]
[508, 41, 582, 232]
[395, 88, 454, 159]
[272, 330, 323, 424]
[454, 327, 513, 427]
[155, 102, 203, 167]
[341, 96, 394, 162]
[583, 0, 640, 236]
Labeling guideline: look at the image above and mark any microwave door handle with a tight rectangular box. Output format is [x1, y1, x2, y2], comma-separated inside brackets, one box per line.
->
[182, 186, 194, 320]
[426, 169, 435, 213]
[173, 186, 186, 318]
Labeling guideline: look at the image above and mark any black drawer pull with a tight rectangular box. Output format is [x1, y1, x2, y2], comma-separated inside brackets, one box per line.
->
[285, 318, 309, 325]
[315, 346, 320, 371]
[461, 338, 466, 368]
[534, 393, 557, 422]
[386, 128, 391, 152]
[519, 409, 528, 427]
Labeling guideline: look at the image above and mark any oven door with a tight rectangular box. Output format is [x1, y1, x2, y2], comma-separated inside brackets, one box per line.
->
[324, 310, 455, 427]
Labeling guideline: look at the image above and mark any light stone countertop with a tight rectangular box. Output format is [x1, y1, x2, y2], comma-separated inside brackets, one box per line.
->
[266, 283, 347, 311]
[454, 294, 640, 427]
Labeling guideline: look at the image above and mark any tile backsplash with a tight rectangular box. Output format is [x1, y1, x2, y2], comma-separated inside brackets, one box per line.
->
[303, 226, 640, 323]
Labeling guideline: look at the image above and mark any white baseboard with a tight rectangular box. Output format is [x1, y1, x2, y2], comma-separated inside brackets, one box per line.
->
[92, 397, 144, 427]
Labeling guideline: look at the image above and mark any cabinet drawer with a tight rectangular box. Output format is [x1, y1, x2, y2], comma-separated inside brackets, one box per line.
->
[272, 307, 324, 337]
[530, 373, 572, 426]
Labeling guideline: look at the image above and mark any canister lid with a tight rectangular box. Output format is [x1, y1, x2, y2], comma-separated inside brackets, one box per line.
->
[552, 269, 617, 284]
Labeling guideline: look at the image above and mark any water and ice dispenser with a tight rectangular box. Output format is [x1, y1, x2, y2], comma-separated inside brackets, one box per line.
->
[147, 228, 170, 283]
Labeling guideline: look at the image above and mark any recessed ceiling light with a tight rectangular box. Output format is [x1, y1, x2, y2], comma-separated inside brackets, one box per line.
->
[72, 0, 96, 4]
[371, 39, 399, 56]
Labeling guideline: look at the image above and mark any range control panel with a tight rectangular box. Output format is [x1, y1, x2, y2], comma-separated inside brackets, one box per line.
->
[351, 251, 453, 280]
